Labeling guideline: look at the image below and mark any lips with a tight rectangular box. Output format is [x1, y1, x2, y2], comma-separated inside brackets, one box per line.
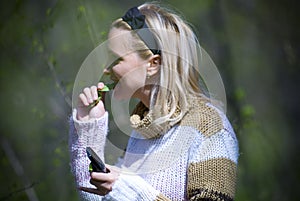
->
[110, 76, 119, 82]
[110, 72, 120, 82]
[106, 76, 118, 89]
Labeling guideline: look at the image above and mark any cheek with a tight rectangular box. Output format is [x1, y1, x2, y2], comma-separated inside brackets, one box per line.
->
[116, 61, 146, 82]
[112, 65, 124, 79]
[113, 66, 147, 98]
[123, 67, 146, 88]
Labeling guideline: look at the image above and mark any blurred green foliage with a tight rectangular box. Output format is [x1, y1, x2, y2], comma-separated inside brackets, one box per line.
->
[0, 0, 299, 200]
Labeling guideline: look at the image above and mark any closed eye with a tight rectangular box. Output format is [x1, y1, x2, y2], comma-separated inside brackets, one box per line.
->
[107, 57, 123, 70]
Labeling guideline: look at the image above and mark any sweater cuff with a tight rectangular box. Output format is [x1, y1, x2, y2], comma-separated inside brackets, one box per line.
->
[69, 109, 109, 158]
[104, 173, 159, 201]
[72, 109, 109, 136]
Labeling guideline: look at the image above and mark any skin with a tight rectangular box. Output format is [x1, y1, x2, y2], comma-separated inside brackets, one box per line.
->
[76, 27, 160, 196]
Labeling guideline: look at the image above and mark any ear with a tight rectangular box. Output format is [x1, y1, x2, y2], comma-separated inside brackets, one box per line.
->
[147, 54, 161, 76]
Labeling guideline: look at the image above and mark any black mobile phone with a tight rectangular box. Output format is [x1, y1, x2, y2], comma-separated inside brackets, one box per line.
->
[86, 147, 108, 173]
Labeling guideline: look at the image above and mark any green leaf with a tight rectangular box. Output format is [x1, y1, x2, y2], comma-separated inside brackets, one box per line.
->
[99, 85, 110, 92]
[89, 163, 93, 172]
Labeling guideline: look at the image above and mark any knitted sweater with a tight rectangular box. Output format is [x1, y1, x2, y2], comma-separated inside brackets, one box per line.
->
[69, 96, 239, 201]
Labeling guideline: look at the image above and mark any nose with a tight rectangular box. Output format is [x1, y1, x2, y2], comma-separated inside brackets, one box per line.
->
[103, 68, 111, 75]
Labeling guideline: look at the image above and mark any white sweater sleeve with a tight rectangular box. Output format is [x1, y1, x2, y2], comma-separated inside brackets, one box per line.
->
[69, 109, 109, 201]
[69, 110, 169, 201]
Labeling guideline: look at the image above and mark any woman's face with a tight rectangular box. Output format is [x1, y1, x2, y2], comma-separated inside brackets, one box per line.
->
[106, 28, 149, 100]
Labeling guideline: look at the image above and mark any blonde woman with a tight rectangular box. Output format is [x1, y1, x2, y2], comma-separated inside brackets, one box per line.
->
[69, 3, 239, 201]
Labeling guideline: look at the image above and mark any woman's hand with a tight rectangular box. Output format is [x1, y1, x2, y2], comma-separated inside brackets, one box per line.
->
[77, 82, 106, 121]
[79, 165, 120, 196]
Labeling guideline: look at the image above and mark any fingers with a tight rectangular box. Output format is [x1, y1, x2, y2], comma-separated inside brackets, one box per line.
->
[79, 186, 109, 196]
[78, 164, 118, 197]
[78, 85, 101, 107]
[76, 82, 107, 121]
[78, 93, 89, 106]
[98, 82, 105, 89]
[78, 82, 106, 104]
[78, 172, 113, 196]
[90, 85, 98, 100]
[90, 172, 115, 183]
[83, 87, 96, 103]
[83, 170, 117, 196]
[89, 179, 112, 192]
[105, 164, 120, 172]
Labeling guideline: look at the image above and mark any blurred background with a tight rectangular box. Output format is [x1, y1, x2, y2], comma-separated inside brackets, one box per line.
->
[0, 0, 299, 200]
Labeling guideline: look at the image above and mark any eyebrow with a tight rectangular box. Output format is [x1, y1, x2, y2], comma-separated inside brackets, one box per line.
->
[105, 50, 123, 70]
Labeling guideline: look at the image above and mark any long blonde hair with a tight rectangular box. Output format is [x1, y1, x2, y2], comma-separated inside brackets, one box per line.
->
[111, 2, 207, 127]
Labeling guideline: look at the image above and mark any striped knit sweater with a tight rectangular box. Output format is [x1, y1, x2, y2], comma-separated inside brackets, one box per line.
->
[69, 96, 239, 201]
